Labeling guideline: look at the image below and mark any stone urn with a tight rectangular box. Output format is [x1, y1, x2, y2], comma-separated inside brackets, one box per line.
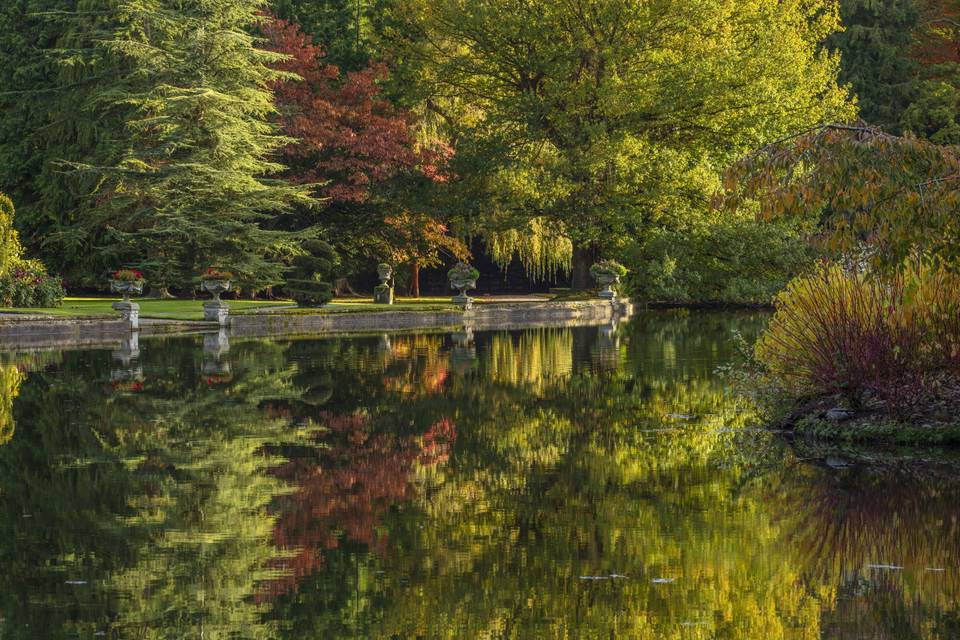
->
[590, 261, 626, 301]
[448, 263, 479, 310]
[374, 263, 394, 305]
[201, 277, 232, 325]
[110, 273, 144, 329]
[202, 278, 231, 303]
[111, 279, 144, 303]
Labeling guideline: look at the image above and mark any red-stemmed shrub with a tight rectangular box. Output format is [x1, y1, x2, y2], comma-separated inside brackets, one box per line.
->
[756, 262, 960, 419]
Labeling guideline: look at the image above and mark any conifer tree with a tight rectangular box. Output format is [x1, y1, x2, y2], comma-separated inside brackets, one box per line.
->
[76, 0, 317, 290]
[0, 0, 132, 284]
[828, 0, 921, 133]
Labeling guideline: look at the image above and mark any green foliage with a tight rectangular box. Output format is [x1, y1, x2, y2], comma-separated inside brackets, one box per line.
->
[901, 67, 960, 144]
[382, 0, 852, 283]
[0, 194, 63, 307]
[625, 216, 816, 304]
[0, 0, 315, 291]
[725, 123, 960, 272]
[270, 0, 379, 71]
[589, 260, 627, 279]
[0, 259, 66, 308]
[828, 0, 921, 133]
[285, 239, 336, 306]
[0, 0, 136, 285]
[0, 193, 22, 276]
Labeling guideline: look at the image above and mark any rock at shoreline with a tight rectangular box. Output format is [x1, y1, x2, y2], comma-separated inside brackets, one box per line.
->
[825, 408, 854, 422]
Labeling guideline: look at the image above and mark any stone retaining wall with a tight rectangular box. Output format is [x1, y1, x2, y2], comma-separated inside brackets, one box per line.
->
[0, 299, 633, 349]
[230, 300, 632, 338]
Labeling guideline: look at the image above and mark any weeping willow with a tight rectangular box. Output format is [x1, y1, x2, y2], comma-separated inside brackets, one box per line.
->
[485, 218, 572, 282]
[482, 328, 573, 391]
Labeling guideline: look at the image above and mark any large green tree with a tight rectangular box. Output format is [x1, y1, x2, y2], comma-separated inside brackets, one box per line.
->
[0, 0, 131, 284]
[0, 0, 317, 291]
[380, 0, 852, 287]
[85, 0, 317, 290]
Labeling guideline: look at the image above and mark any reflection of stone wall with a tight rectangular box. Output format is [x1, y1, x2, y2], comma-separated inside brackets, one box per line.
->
[0, 317, 128, 349]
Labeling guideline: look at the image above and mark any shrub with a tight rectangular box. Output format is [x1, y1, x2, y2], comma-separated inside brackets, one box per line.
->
[0, 259, 66, 308]
[755, 261, 960, 418]
[285, 240, 336, 307]
[625, 215, 814, 304]
[0, 193, 23, 276]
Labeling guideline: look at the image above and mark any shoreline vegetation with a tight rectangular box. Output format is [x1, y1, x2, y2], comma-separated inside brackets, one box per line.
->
[732, 262, 960, 447]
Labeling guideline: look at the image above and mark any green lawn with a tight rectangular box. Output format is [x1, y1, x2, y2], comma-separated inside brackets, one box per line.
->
[0, 296, 473, 321]
[0, 297, 295, 321]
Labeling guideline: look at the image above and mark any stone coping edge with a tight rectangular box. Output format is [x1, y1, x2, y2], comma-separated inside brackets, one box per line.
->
[0, 300, 632, 349]
[229, 300, 632, 338]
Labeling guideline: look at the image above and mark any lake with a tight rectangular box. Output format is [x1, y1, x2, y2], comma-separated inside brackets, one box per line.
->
[0, 310, 957, 639]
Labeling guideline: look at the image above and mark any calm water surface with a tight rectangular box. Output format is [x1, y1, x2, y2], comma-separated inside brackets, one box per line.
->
[0, 310, 958, 639]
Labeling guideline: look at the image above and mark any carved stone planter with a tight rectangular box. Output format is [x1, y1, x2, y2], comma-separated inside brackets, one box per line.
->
[202, 279, 231, 326]
[111, 280, 143, 329]
[374, 264, 394, 305]
[594, 272, 619, 300]
[448, 263, 479, 310]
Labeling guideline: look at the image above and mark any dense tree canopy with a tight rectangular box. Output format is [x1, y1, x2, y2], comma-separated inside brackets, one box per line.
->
[378, 0, 852, 285]
[4, 0, 956, 299]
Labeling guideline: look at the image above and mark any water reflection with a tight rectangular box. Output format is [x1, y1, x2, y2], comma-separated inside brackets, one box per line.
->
[0, 311, 956, 639]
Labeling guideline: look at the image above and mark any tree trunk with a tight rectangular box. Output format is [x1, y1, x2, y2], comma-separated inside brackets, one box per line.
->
[410, 261, 420, 298]
[146, 286, 174, 299]
[334, 277, 358, 297]
[571, 242, 598, 290]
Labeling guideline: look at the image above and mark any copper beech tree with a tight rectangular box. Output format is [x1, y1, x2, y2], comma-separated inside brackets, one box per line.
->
[264, 17, 461, 295]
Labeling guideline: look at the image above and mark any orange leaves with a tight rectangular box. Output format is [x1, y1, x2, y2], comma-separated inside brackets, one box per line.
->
[263, 18, 451, 202]
[720, 121, 960, 271]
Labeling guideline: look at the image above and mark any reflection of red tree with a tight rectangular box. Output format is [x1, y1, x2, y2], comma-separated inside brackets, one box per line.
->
[260, 413, 456, 599]
[419, 417, 456, 465]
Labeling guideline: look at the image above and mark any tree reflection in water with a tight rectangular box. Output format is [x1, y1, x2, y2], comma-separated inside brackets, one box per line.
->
[0, 312, 956, 639]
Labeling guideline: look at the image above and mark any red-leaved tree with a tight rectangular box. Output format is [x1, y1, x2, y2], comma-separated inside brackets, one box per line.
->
[263, 17, 451, 202]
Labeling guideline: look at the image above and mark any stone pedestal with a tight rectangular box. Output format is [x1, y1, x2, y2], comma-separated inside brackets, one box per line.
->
[374, 284, 394, 305]
[203, 301, 230, 326]
[598, 286, 616, 300]
[452, 294, 473, 310]
[112, 301, 140, 330]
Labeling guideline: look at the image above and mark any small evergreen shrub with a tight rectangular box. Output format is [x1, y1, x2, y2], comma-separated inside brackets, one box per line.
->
[755, 261, 960, 418]
[285, 240, 336, 307]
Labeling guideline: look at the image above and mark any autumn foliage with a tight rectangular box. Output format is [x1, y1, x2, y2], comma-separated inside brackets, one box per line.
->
[263, 17, 451, 202]
[722, 122, 960, 271]
[261, 412, 456, 599]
